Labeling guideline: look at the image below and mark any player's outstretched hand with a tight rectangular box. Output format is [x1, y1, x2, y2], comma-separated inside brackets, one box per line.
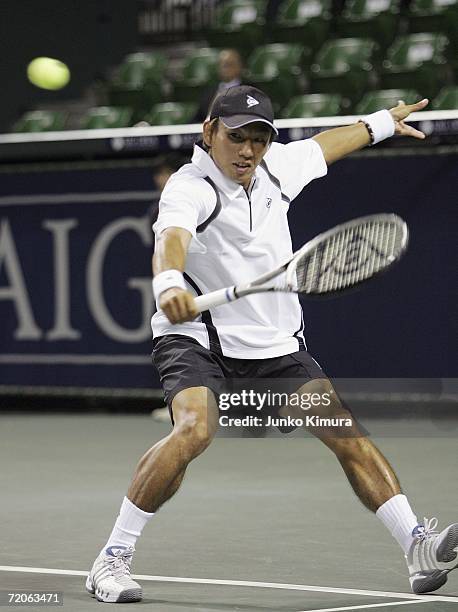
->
[389, 98, 429, 139]
[159, 288, 199, 324]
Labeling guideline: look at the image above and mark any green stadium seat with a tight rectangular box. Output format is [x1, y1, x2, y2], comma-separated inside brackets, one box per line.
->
[409, 0, 458, 48]
[146, 102, 198, 126]
[281, 93, 344, 117]
[246, 43, 304, 109]
[81, 107, 134, 129]
[310, 38, 379, 103]
[337, 0, 400, 50]
[172, 48, 220, 103]
[272, 0, 332, 52]
[12, 110, 68, 133]
[205, 0, 266, 50]
[354, 88, 421, 114]
[380, 33, 450, 100]
[108, 52, 166, 116]
[116, 52, 165, 86]
[432, 85, 458, 109]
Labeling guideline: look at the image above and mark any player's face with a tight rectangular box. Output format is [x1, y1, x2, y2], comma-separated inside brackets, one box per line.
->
[205, 121, 271, 189]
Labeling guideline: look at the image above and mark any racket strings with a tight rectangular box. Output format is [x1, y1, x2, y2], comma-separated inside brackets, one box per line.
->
[294, 220, 404, 295]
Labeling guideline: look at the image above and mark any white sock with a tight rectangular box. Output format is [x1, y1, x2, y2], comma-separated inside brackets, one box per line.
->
[103, 497, 154, 553]
[376, 494, 420, 554]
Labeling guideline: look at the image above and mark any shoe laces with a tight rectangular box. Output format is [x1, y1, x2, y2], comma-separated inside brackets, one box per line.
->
[415, 517, 438, 542]
[105, 547, 134, 578]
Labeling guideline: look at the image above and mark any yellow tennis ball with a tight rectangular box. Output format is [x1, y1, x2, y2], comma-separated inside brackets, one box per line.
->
[27, 57, 70, 91]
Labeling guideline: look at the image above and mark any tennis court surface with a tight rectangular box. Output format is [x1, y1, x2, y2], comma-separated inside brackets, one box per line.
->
[1, 414, 457, 612]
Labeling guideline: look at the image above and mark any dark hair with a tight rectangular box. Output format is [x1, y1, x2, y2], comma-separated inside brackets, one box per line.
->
[202, 118, 220, 152]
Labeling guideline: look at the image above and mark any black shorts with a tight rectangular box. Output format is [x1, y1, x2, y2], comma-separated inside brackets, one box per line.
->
[152, 334, 326, 411]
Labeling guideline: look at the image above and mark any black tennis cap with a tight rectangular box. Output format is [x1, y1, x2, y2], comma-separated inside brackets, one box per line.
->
[209, 85, 278, 135]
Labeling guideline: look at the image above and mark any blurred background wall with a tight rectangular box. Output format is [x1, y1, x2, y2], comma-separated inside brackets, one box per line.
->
[0, 0, 137, 132]
[0, 0, 456, 404]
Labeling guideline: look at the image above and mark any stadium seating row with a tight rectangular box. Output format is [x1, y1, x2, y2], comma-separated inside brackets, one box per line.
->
[107, 30, 456, 111]
[11, 0, 458, 132]
[205, 0, 458, 53]
[13, 86, 458, 132]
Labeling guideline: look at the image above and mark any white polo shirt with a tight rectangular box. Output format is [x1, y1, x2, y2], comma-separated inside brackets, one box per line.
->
[152, 138, 327, 358]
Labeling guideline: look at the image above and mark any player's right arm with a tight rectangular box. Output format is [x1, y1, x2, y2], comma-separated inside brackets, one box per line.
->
[153, 227, 199, 324]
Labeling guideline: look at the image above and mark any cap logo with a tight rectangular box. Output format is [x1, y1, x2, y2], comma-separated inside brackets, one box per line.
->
[246, 95, 259, 108]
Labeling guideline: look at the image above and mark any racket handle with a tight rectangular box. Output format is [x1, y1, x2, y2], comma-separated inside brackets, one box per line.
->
[194, 287, 236, 312]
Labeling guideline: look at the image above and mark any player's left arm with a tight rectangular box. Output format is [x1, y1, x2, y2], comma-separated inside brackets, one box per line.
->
[313, 99, 429, 165]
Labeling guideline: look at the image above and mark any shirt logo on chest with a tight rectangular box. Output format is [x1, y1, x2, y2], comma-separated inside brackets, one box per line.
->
[266, 197, 272, 208]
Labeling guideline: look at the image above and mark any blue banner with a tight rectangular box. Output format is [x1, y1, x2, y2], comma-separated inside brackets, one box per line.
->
[0, 154, 456, 390]
[0, 166, 160, 389]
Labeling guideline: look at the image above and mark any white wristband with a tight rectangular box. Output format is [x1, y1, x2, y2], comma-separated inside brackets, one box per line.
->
[152, 269, 186, 300]
[362, 109, 395, 145]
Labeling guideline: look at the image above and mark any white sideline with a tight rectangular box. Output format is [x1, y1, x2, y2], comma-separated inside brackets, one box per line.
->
[297, 601, 429, 612]
[0, 565, 457, 604]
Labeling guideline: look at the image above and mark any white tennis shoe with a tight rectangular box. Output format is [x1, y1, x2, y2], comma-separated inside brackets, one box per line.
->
[406, 518, 458, 594]
[86, 545, 142, 603]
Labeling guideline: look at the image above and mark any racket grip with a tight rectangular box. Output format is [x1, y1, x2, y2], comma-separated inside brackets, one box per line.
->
[194, 287, 236, 312]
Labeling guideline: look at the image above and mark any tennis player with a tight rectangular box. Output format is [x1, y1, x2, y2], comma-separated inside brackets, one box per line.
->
[86, 86, 458, 603]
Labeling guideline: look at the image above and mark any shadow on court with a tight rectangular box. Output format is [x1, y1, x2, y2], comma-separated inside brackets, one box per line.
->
[1, 414, 457, 612]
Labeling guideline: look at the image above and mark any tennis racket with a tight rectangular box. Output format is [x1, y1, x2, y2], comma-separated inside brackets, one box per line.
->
[194, 213, 408, 313]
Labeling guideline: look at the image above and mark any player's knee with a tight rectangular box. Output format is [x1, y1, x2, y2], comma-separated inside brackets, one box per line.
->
[315, 380, 342, 409]
[173, 405, 214, 458]
[301, 379, 345, 416]
[174, 422, 213, 459]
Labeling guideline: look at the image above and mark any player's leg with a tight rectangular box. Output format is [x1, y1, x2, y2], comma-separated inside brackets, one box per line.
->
[127, 385, 219, 511]
[290, 378, 401, 511]
[86, 332, 225, 603]
[262, 349, 457, 594]
[86, 385, 218, 603]
[291, 376, 458, 594]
